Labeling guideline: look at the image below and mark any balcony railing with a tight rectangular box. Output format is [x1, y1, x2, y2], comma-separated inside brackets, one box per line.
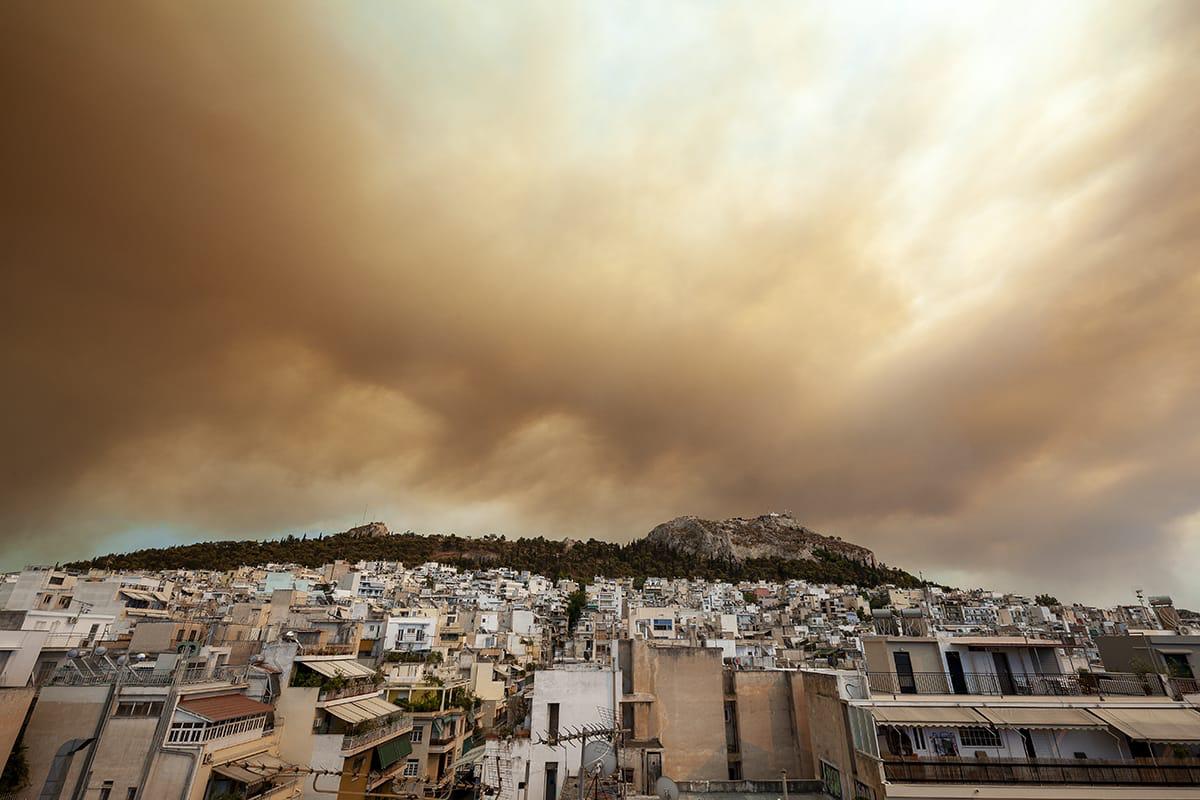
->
[866, 670, 1164, 698]
[302, 643, 357, 656]
[320, 679, 382, 702]
[882, 757, 1200, 786]
[341, 713, 412, 753]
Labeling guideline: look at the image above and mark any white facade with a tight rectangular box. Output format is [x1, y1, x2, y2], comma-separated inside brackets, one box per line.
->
[526, 665, 621, 800]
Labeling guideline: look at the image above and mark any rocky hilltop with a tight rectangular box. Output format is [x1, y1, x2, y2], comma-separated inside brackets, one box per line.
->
[646, 511, 876, 567]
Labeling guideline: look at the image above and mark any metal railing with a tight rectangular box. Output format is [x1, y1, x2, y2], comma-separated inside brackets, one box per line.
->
[866, 670, 1165, 698]
[319, 679, 382, 702]
[304, 643, 357, 655]
[43, 663, 248, 687]
[882, 757, 1200, 786]
[341, 713, 413, 753]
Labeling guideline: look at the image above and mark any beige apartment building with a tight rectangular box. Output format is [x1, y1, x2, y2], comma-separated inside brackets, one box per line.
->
[804, 635, 1200, 799]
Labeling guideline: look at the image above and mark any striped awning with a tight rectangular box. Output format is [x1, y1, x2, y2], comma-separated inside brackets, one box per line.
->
[975, 707, 1107, 730]
[213, 754, 297, 785]
[299, 659, 377, 679]
[325, 696, 404, 724]
[1089, 707, 1200, 742]
[375, 736, 412, 769]
[869, 706, 991, 727]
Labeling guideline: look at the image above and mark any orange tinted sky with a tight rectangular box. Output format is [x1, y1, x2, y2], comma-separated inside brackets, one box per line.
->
[2, 1, 1198, 604]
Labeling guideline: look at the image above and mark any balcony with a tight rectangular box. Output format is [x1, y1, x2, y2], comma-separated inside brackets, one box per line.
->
[881, 757, 1200, 786]
[341, 713, 412, 754]
[305, 643, 357, 656]
[866, 670, 1164, 698]
[319, 679, 382, 703]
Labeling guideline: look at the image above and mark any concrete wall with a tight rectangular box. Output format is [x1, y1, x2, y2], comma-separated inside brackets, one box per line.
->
[731, 671, 803, 780]
[13, 685, 109, 800]
[83, 713, 161, 798]
[527, 667, 620, 800]
[0, 630, 47, 687]
[142, 747, 197, 800]
[634, 643, 727, 782]
[0, 686, 36, 779]
[799, 671, 855, 800]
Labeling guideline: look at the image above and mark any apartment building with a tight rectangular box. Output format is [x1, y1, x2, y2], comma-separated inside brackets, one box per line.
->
[269, 647, 413, 800]
[804, 635, 1200, 799]
[13, 656, 286, 800]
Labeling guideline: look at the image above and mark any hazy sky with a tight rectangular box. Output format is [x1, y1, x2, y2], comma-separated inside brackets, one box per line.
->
[3, 1, 1198, 605]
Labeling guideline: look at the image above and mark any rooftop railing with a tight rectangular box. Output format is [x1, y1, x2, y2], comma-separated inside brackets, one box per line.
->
[866, 670, 1165, 698]
[882, 757, 1200, 786]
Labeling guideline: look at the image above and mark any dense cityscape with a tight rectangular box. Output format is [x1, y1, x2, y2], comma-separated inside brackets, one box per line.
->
[6, 1, 1200, 798]
[1, 516, 1197, 800]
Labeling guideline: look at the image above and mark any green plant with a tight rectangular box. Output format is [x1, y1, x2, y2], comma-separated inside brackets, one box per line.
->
[0, 742, 30, 794]
[291, 668, 325, 688]
[567, 589, 588, 632]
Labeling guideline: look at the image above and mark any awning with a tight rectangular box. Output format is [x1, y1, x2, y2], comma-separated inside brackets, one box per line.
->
[1089, 707, 1200, 742]
[325, 696, 404, 724]
[213, 754, 298, 785]
[213, 763, 262, 784]
[975, 707, 1107, 730]
[375, 736, 412, 769]
[869, 706, 991, 727]
[451, 747, 488, 771]
[300, 659, 377, 679]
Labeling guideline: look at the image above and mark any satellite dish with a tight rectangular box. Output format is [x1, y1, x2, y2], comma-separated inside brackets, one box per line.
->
[581, 740, 616, 778]
[655, 777, 679, 800]
[135, 652, 147, 662]
[94, 646, 108, 657]
[66, 649, 80, 660]
[116, 655, 129, 666]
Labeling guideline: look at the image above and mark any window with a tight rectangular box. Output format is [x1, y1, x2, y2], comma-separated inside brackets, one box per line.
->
[820, 761, 842, 799]
[727, 762, 742, 780]
[98, 783, 113, 800]
[910, 726, 926, 750]
[652, 619, 672, 631]
[848, 706, 880, 759]
[958, 727, 1002, 749]
[168, 721, 206, 744]
[548, 703, 560, 738]
[127, 788, 137, 800]
[410, 725, 423, 743]
[853, 780, 875, 800]
[404, 759, 420, 777]
[115, 701, 164, 718]
[884, 727, 913, 756]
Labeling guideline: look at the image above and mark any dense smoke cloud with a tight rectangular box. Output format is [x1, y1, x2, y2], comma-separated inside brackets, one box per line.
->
[2, 1, 1198, 604]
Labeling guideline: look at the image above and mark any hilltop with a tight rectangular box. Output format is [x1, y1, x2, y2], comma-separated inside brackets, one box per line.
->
[647, 511, 876, 566]
[66, 516, 923, 588]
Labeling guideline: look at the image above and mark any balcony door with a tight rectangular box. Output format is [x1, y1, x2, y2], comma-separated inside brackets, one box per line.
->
[894, 652, 917, 694]
[992, 652, 1016, 694]
[945, 651, 968, 694]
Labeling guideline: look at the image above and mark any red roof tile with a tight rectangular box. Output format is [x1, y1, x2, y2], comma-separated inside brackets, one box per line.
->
[178, 693, 273, 722]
